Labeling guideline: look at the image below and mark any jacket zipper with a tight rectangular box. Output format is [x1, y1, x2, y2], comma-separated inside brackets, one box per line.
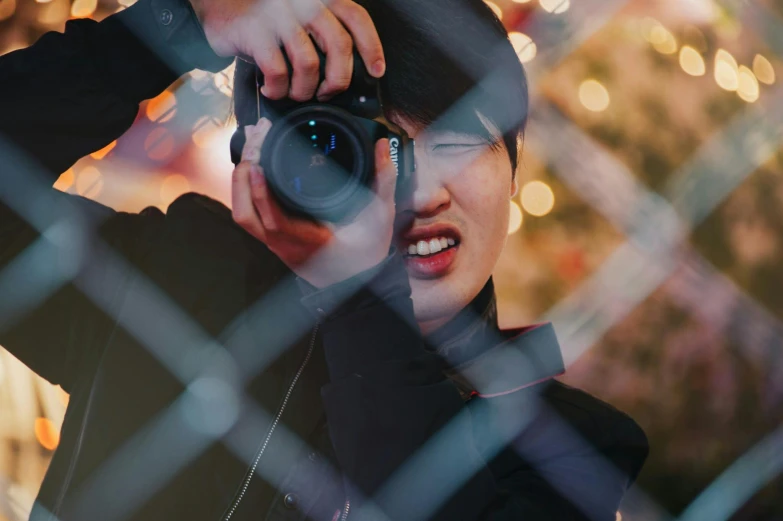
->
[341, 498, 351, 521]
[51, 372, 99, 519]
[222, 324, 319, 521]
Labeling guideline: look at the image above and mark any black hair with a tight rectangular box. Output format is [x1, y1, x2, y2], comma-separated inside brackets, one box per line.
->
[233, 0, 528, 174]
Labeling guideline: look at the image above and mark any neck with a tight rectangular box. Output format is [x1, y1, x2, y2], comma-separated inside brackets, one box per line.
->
[418, 315, 453, 336]
[422, 279, 498, 365]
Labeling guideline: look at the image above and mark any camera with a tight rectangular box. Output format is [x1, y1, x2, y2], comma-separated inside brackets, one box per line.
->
[230, 49, 415, 223]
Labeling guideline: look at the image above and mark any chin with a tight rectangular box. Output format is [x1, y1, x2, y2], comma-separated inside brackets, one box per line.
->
[408, 274, 470, 330]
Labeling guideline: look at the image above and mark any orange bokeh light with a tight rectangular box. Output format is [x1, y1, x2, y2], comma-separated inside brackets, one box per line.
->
[35, 418, 60, 451]
[90, 140, 117, 160]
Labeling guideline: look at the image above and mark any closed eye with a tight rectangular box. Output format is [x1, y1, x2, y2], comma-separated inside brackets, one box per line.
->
[432, 143, 484, 151]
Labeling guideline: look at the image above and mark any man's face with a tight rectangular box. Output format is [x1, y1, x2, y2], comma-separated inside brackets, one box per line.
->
[393, 118, 517, 335]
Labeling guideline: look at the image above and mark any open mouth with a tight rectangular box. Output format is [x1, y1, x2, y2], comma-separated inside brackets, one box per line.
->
[400, 235, 461, 279]
[402, 236, 460, 258]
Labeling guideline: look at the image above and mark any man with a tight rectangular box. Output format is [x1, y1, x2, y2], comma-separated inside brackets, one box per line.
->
[0, 0, 648, 520]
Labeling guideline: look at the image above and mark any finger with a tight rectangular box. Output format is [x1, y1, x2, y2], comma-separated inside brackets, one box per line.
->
[327, 0, 385, 77]
[283, 26, 321, 101]
[232, 161, 267, 241]
[249, 165, 282, 232]
[255, 44, 290, 100]
[241, 118, 273, 164]
[373, 138, 396, 203]
[307, 8, 354, 100]
[251, 167, 331, 243]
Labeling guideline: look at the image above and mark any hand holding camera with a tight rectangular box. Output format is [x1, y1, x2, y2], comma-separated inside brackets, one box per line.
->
[189, 0, 386, 101]
[232, 120, 398, 289]
[225, 1, 416, 288]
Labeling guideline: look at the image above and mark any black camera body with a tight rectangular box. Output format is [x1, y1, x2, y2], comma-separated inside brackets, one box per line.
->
[232, 50, 414, 223]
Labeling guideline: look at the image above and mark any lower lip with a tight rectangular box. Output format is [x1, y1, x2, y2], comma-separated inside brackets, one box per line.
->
[403, 245, 459, 279]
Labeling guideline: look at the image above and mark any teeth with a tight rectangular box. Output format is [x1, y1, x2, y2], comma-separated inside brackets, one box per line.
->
[406, 236, 457, 256]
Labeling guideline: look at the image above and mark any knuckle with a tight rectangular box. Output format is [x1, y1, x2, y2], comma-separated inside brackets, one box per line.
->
[299, 54, 320, 73]
[264, 65, 288, 84]
[333, 33, 353, 55]
[325, 74, 350, 93]
[343, 3, 369, 25]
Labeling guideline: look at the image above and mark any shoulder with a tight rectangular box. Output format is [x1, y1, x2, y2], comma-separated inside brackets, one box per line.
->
[536, 380, 649, 482]
[163, 192, 236, 239]
[135, 191, 289, 292]
[542, 380, 647, 447]
[160, 192, 275, 264]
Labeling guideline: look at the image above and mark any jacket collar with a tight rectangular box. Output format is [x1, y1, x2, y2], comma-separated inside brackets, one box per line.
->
[426, 278, 565, 398]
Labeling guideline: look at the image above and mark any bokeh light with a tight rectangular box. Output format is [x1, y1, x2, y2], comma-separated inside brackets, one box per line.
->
[679, 46, 706, 76]
[714, 49, 739, 91]
[3, 1, 783, 518]
[213, 62, 236, 97]
[53, 168, 75, 192]
[650, 24, 677, 54]
[509, 32, 537, 63]
[90, 140, 117, 160]
[737, 66, 759, 103]
[578, 79, 610, 112]
[36, 0, 69, 25]
[160, 174, 191, 207]
[508, 201, 523, 234]
[144, 127, 176, 161]
[539, 0, 570, 14]
[75, 166, 103, 198]
[752, 54, 775, 85]
[34, 418, 59, 451]
[520, 181, 555, 217]
[146, 90, 177, 123]
[484, 0, 502, 19]
[70, 0, 97, 18]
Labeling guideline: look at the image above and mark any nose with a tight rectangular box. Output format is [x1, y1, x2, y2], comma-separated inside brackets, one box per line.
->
[402, 162, 451, 217]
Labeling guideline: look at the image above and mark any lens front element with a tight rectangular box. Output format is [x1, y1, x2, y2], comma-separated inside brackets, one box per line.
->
[278, 120, 356, 200]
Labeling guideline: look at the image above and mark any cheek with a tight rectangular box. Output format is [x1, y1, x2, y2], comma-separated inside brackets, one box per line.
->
[451, 154, 513, 240]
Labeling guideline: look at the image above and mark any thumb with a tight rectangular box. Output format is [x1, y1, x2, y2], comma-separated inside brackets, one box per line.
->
[241, 118, 272, 164]
[373, 138, 397, 203]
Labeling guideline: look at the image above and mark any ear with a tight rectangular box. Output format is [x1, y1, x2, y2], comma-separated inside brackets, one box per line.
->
[510, 177, 519, 198]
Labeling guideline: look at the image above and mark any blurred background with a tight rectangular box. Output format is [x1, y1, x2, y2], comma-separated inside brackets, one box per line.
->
[1, 0, 783, 519]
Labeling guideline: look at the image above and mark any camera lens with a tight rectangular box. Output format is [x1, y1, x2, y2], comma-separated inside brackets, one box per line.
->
[262, 105, 374, 222]
[277, 120, 356, 200]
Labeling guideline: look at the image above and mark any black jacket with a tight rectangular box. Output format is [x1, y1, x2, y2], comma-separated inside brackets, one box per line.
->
[0, 1, 648, 520]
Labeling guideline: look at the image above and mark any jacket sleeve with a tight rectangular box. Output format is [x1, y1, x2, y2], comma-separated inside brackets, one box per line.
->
[299, 253, 648, 521]
[0, 0, 230, 176]
[0, 0, 229, 391]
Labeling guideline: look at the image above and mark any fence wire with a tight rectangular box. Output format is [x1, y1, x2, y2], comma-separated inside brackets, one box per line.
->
[2, 1, 782, 521]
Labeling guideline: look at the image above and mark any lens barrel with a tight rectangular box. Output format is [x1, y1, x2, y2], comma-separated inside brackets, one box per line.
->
[261, 105, 409, 222]
[231, 49, 414, 222]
